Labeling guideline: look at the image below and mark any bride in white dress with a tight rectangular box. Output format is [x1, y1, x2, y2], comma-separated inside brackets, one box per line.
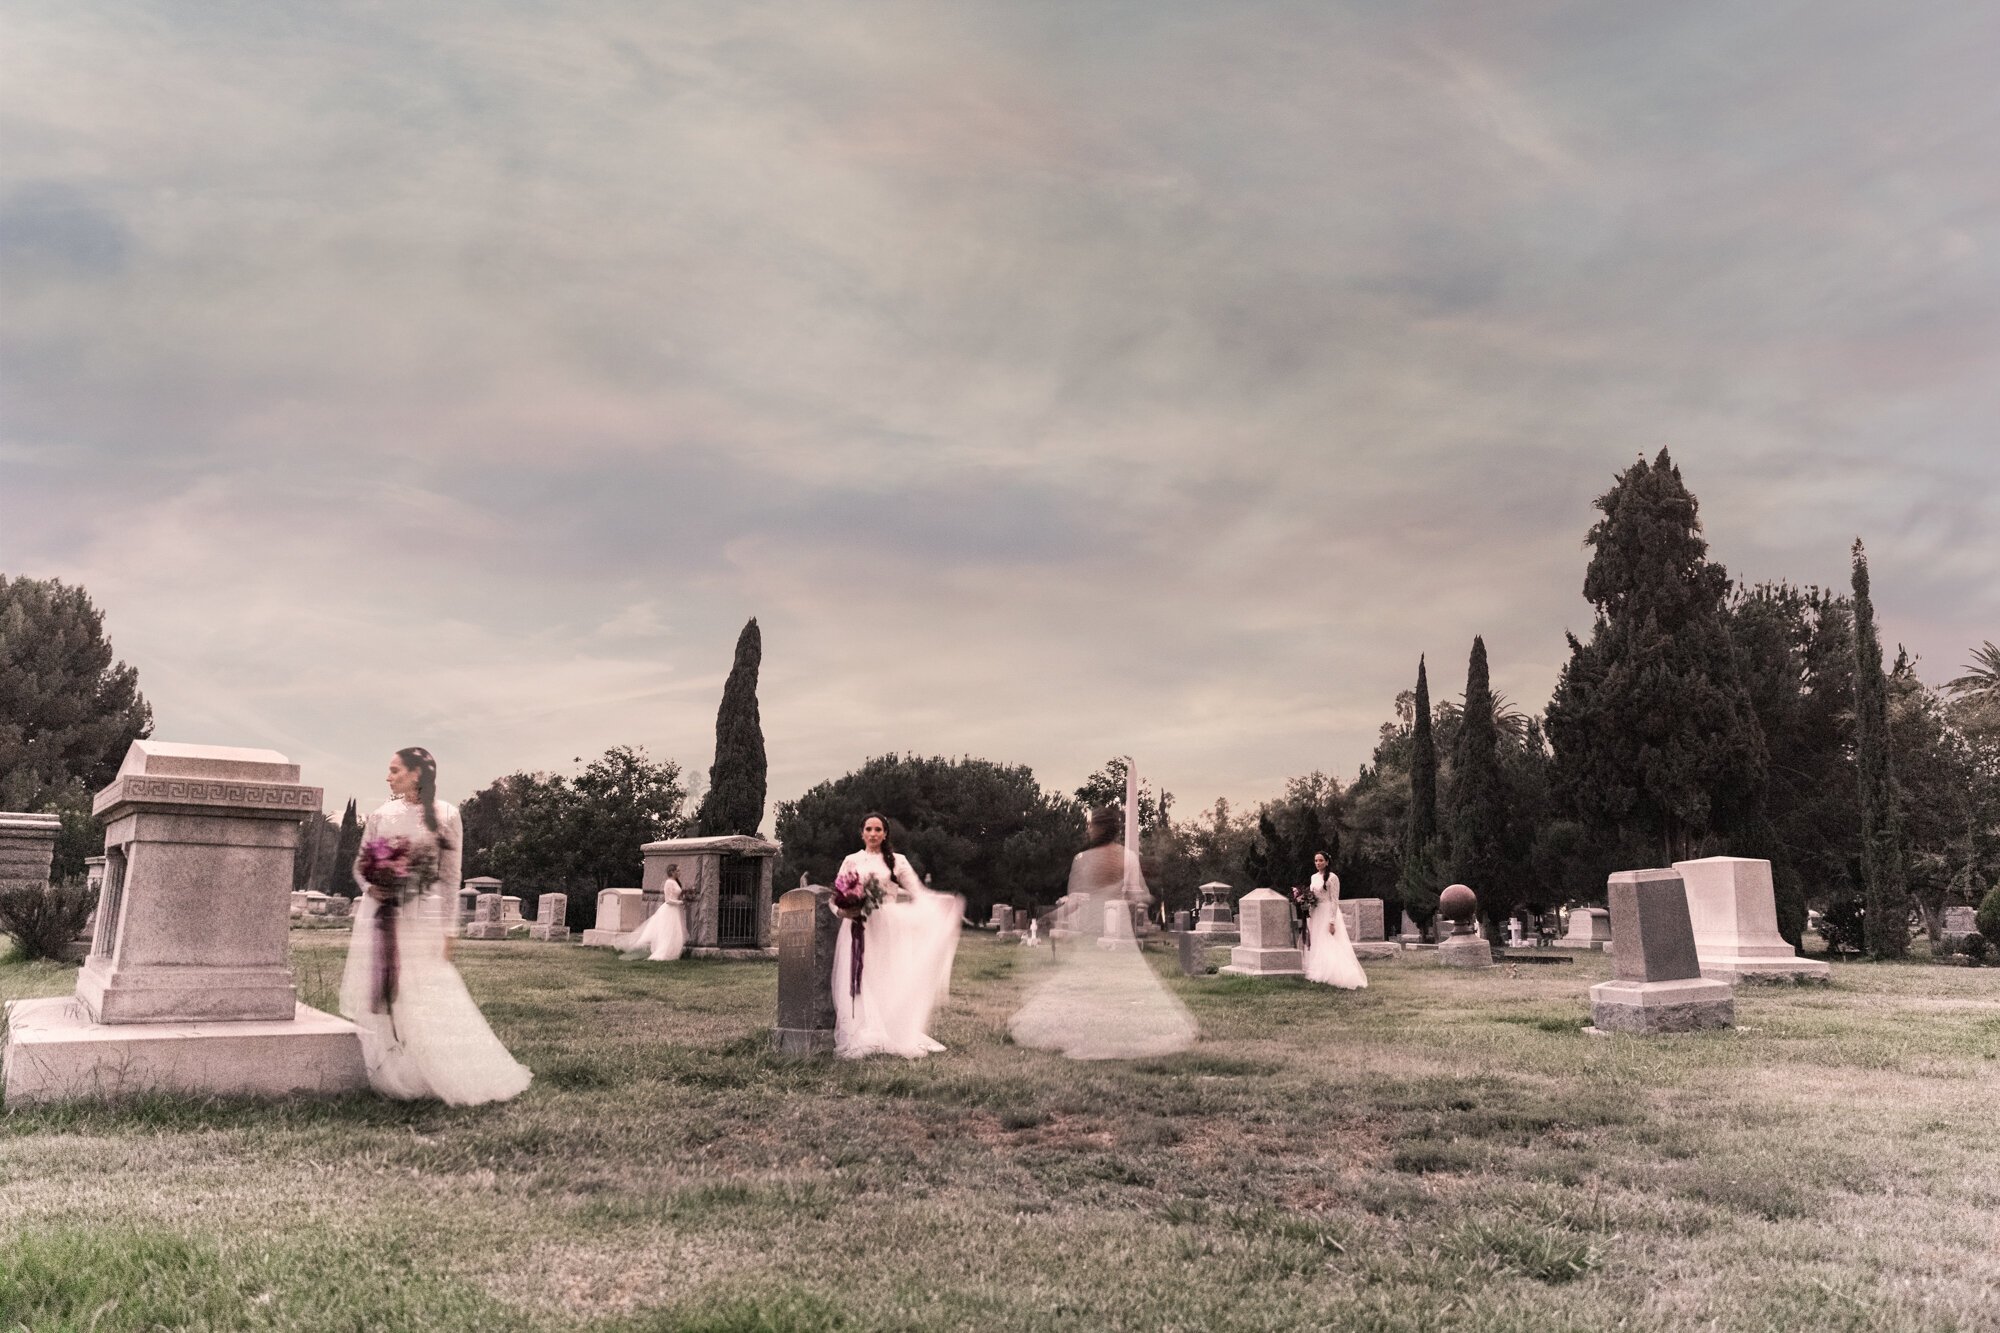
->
[621, 863, 687, 961]
[1008, 806, 1196, 1060]
[338, 747, 533, 1105]
[1301, 850, 1368, 990]
[831, 814, 963, 1059]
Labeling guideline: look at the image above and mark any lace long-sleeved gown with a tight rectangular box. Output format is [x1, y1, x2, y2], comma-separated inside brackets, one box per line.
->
[831, 850, 963, 1058]
[1302, 870, 1368, 989]
[338, 798, 533, 1104]
[622, 878, 687, 961]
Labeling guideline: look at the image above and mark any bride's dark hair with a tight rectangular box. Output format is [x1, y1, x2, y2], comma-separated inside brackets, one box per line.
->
[861, 811, 899, 872]
[397, 746, 451, 849]
[1085, 806, 1121, 849]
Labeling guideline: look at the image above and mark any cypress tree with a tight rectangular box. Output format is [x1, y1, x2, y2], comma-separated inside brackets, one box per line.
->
[696, 617, 768, 837]
[1445, 637, 1509, 909]
[1850, 541, 1910, 959]
[1400, 656, 1442, 927]
[324, 798, 361, 897]
[1546, 449, 1766, 864]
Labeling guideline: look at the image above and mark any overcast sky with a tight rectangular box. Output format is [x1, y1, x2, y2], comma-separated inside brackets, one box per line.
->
[4, 2, 1998, 824]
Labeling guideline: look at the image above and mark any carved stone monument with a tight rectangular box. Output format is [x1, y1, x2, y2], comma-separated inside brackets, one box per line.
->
[1672, 856, 1829, 983]
[772, 886, 838, 1056]
[462, 893, 508, 940]
[1337, 897, 1397, 959]
[1192, 882, 1240, 942]
[1944, 905, 1978, 936]
[580, 888, 645, 946]
[1436, 884, 1493, 969]
[641, 835, 781, 957]
[1589, 869, 1734, 1034]
[3, 742, 365, 1106]
[1556, 907, 1612, 950]
[1221, 888, 1304, 976]
[529, 893, 570, 941]
[0, 811, 59, 892]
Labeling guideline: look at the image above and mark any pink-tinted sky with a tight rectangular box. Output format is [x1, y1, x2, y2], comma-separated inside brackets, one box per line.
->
[4, 2, 1998, 822]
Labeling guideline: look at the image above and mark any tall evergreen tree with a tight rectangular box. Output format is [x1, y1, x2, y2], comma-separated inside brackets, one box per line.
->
[1850, 541, 1910, 959]
[1546, 450, 1767, 864]
[1445, 638, 1509, 916]
[323, 798, 361, 897]
[695, 617, 768, 837]
[1399, 656, 1441, 927]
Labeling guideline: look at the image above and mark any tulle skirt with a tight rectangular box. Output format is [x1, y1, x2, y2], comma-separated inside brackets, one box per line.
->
[339, 893, 533, 1105]
[1302, 898, 1369, 989]
[1009, 893, 1197, 1061]
[832, 891, 963, 1059]
[621, 902, 687, 961]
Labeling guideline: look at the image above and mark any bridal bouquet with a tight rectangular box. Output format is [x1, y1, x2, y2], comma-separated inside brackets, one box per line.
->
[359, 834, 440, 1016]
[1290, 885, 1319, 949]
[829, 869, 888, 998]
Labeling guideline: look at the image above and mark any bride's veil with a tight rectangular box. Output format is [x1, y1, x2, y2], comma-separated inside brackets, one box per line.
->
[1007, 758, 1197, 1060]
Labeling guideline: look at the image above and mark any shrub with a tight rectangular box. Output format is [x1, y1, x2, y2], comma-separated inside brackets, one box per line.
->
[1959, 932, 1989, 962]
[1817, 899, 1866, 954]
[1978, 886, 2000, 942]
[0, 882, 95, 962]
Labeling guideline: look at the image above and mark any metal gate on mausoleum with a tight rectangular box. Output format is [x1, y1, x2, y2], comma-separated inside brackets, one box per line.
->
[717, 855, 760, 948]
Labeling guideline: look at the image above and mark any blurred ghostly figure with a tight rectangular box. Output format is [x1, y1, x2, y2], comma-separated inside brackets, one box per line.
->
[1007, 803, 1197, 1060]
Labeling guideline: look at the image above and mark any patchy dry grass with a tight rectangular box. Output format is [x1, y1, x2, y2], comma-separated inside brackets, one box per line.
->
[6, 936, 2000, 1330]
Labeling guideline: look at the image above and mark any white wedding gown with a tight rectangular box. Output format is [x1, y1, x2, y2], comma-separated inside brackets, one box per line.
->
[621, 880, 687, 961]
[338, 798, 533, 1105]
[1008, 843, 1196, 1060]
[831, 850, 963, 1059]
[1302, 870, 1368, 989]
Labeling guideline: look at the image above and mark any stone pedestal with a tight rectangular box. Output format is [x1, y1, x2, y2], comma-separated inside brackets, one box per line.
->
[1177, 929, 1203, 976]
[529, 893, 570, 941]
[1555, 907, 1611, 949]
[500, 896, 525, 929]
[1097, 899, 1139, 951]
[0, 812, 59, 892]
[641, 835, 781, 956]
[1192, 881, 1240, 943]
[1589, 869, 1734, 1034]
[772, 887, 837, 1056]
[1337, 897, 1398, 959]
[580, 888, 645, 947]
[1439, 936, 1493, 969]
[1673, 856, 1830, 984]
[4, 742, 365, 1106]
[462, 893, 508, 940]
[1221, 889, 1303, 976]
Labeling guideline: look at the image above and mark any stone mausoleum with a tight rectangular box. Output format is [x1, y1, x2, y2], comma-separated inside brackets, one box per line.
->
[641, 834, 781, 956]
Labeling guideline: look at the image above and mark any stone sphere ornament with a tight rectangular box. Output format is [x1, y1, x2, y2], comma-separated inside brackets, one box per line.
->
[1438, 883, 1480, 937]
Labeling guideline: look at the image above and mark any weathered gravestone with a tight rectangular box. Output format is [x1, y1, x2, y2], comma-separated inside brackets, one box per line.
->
[989, 903, 1011, 931]
[3, 742, 365, 1106]
[1556, 906, 1612, 950]
[1177, 925, 1204, 977]
[0, 812, 59, 893]
[580, 888, 645, 947]
[1673, 856, 1828, 984]
[1221, 889, 1304, 976]
[1944, 905, 1979, 936]
[1437, 884, 1493, 969]
[1098, 899, 1139, 951]
[1337, 897, 1398, 959]
[462, 893, 508, 940]
[1192, 882, 1240, 942]
[500, 896, 525, 929]
[772, 886, 838, 1055]
[1589, 869, 1734, 1034]
[529, 893, 570, 941]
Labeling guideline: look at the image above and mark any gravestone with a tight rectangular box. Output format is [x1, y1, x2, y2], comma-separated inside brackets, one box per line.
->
[772, 886, 838, 1055]
[462, 892, 508, 940]
[322, 895, 350, 919]
[3, 741, 365, 1106]
[1097, 899, 1139, 951]
[290, 890, 309, 917]
[463, 876, 502, 909]
[1436, 884, 1493, 969]
[1555, 907, 1612, 949]
[1507, 918, 1525, 947]
[0, 812, 59, 893]
[1944, 905, 1978, 936]
[457, 886, 479, 929]
[1221, 889, 1304, 976]
[1337, 896, 1397, 959]
[990, 903, 1011, 930]
[1174, 910, 1192, 932]
[1589, 869, 1734, 1034]
[1192, 882, 1240, 942]
[500, 896, 525, 928]
[1177, 926, 1204, 977]
[1673, 856, 1829, 984]
[529, 893, 570, 941]
[580, 888, 646, 947]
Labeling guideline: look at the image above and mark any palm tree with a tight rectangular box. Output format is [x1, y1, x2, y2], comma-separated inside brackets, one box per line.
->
[1947, 642, 2000, 697]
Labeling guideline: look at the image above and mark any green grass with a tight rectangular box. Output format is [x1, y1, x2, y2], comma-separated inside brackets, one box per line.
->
[6, 936, 2000, 1330]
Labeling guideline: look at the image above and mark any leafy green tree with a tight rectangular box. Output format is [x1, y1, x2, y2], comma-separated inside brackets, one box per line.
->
[1074, 757, 1174, 832]
[1886, 653, 1992, 945]
[695, 618, 767, 836]
[1546, 450, 1767, 864]
[775, 754, 1082, 917]
[1850, 541, 1911, 959]
[0, 576, 152, 878]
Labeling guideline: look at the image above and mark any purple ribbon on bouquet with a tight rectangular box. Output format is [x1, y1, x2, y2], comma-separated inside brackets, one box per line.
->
[851, 921, 866, 999]
[374, 897, 401, 1014]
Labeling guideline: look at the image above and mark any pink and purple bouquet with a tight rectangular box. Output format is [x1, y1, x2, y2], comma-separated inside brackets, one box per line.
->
[829, 869, 886, 921]
[1290, 885, 1319, 948]
[359, 835, 439, 906]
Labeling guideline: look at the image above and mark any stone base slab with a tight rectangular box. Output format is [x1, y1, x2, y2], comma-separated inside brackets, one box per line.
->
[1191, 927, 1240, 943]
[1220, 946, 1303, 977]
[689, 946, 777, 960]
[1352, 942, 1398, 960]
[577, 928, 628, 947]
[463, 924, 512, 941]
[4, 996, 368, 1107]
[1552, 938, 1607, 950]
[1439, 937, 1493, 969]
[527, 925, 570, 941]
[772, 1027, 835, 1057]
[1700, 956, 1830, 984]
[77, 957, 296, 1025]
[1588, 978, 1735, 1034]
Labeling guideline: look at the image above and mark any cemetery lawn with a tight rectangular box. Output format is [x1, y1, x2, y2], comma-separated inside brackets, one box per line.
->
[5, 938, 2000, 1332]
